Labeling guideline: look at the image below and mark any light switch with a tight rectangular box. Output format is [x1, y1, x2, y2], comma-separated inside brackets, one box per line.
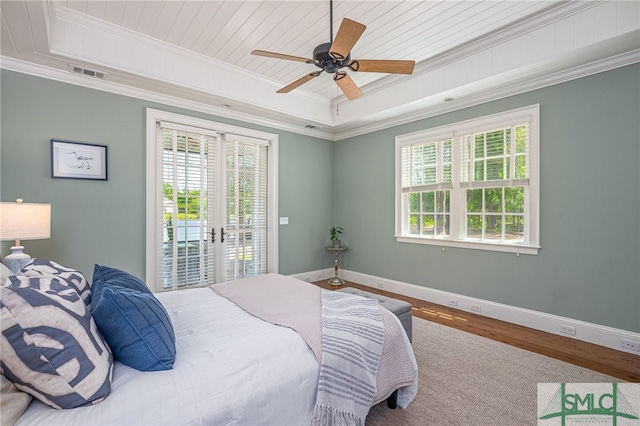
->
[279, 217, 289, 225]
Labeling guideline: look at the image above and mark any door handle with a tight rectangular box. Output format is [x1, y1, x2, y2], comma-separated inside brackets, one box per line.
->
[221, 227, 226, 243]
[210, 228, 215, 243]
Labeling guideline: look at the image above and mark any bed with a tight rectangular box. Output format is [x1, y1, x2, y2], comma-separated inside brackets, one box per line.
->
[1, 261, 417, 426]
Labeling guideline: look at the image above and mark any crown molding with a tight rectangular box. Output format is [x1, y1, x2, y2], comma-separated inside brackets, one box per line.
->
[0, 56, 336, 141]
[334, 48, 640, 141]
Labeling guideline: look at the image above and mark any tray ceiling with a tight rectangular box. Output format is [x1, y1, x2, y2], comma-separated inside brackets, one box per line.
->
[1, 1, 639, 139]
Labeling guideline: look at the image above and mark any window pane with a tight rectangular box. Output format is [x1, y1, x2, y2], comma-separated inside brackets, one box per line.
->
[515, 155, 526, 179]
[475, 134, 485, 158]
[515, 125, 527, 153]
[486, 130, 504, 157]
[486, 158, 504, 180]
[443, 141, 452, 162]
[424, 144, 437, 164]
[422, 214, 434, 235]
[422, 191, 434, 212]
[505, 215, 524, 241]
[485, 188, 503, 213]
[436, 190, 449, 213]
[466, 189, 483, 213]
[474, 160, 485, 180]
[443, 164, 452, 182]
[423, 166, 437, 184]
[409, 193, 420, 212]
[435, 214, 449, 237]
[505, 187, 524, 213]
[484, 216, 502, 240]
[466, 215, 482, 238]
[410, 214, 420, 235]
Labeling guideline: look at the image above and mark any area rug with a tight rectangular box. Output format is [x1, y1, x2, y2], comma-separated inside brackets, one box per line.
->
[366, 316, 624, 426]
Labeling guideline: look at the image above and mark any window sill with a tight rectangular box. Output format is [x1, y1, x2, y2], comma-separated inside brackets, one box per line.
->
[395, 236, 540, 255]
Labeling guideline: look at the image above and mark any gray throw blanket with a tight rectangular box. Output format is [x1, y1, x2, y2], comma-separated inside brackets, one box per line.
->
[311, 290, 384, 426]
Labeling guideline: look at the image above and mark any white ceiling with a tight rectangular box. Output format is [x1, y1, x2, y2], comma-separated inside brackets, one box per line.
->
[1, 1, 639, 140]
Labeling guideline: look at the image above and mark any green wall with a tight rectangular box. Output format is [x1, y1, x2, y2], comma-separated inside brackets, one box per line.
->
[334, 64, 640, 332]
[2, 65, 639, 333]
[0, 70, 334, 280]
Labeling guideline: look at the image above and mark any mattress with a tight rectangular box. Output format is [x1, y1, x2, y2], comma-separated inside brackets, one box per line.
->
[17, 287, 320, 425]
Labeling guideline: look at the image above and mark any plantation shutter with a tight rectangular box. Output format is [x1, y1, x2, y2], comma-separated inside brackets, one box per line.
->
[157, 121, 218, 290]
[224, 134, 269, 281]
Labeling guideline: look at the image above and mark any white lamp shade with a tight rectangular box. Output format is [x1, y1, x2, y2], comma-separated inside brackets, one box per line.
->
[0, 202, 51, 241]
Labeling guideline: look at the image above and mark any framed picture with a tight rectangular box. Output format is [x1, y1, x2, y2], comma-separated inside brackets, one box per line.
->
[51, 139, 108, 180]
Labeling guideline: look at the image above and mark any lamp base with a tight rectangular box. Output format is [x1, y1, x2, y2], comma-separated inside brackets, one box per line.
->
[4, 246, 31, 274]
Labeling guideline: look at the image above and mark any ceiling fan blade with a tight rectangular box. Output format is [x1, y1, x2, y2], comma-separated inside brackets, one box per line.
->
[330, 18, 366, 61]
[277, 72, 322, 93]
[348, 59, 415, 75]
[251, 50, 315, 64]
[334, 72, 363, 100]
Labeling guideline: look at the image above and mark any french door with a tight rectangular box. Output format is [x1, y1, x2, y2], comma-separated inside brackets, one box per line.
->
[146, 109, 276, 291]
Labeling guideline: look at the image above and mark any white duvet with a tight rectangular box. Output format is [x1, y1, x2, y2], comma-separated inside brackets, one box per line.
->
[17, 287, 320, 425]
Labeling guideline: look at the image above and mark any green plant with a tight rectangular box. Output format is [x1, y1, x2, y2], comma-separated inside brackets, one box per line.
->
[329, 226, 344, 240]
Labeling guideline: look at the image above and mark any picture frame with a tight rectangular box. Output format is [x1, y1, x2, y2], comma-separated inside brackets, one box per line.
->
[51, 139, 108, 180]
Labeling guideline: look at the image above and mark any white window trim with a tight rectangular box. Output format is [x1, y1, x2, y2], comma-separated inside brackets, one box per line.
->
[145, 108, 279, 288]
[395, 104, 540, 255]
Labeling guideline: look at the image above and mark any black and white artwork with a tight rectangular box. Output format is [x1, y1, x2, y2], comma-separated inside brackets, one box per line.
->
[51, 139, 108, 180]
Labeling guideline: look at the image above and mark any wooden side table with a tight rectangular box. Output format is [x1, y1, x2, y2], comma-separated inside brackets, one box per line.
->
[325, 246, 348, 286]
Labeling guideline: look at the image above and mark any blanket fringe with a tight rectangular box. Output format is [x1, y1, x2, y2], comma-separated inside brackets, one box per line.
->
[311, 405, 365, 426]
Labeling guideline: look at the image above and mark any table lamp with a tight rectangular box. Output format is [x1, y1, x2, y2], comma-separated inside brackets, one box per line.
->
[0, 198, 51, 273]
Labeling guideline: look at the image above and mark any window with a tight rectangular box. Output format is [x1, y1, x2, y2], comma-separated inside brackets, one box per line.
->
[395, 105, 540, 255]
[146, 109, 278, 291]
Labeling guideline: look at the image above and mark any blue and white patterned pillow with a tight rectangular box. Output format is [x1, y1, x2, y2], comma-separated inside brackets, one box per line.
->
[18, 259, 91, 306]
[0, 275, 113, 409]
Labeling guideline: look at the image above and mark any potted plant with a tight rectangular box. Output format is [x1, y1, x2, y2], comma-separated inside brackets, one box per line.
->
[330, 226, 344, 248]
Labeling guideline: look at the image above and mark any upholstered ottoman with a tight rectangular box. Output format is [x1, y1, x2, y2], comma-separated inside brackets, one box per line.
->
[336, 287, 412, 342]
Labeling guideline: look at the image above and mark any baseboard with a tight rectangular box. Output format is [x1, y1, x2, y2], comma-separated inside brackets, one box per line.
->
[291, 269, 640, 355]
[289, 268, 334, 284]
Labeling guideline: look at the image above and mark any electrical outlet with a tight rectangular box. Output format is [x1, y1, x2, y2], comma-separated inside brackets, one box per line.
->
[447, 299, 459, 307]
[376, 281, 384, 289]
[470, 304, 482, 313]
[621, 339, 640, 352]
[560, 324, 576, 336]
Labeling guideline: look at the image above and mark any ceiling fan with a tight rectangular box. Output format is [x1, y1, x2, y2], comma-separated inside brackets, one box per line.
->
[251, 0, 415, 101]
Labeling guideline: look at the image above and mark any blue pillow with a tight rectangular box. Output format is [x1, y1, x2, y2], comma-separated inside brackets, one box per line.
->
[92, 264, 151, 294]
[90, 279, 175, 371]
[0, 276, 113, 409]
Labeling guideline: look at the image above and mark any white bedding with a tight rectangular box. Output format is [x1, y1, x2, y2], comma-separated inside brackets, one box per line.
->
[17, 287, 320, 425]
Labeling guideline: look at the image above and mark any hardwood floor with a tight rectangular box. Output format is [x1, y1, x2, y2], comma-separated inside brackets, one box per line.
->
[312, 279, 640, 382]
